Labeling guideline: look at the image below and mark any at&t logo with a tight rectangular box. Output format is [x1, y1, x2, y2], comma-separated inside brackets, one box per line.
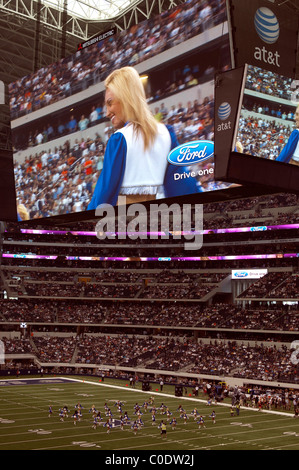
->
[217, 102, 231, 132]
[253, 7, 280, 67]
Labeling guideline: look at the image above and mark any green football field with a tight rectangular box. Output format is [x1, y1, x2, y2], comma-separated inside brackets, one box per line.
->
[0, 376, 298, 451]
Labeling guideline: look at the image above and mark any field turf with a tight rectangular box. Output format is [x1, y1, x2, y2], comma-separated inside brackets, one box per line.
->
[0, 376, 298, 451]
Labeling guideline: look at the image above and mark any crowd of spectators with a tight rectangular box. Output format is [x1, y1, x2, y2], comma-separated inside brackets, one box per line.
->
[242, 96, 294, 125]
[0, 299, 297, 332]
[32, 336, 76, 363]
[5, 275, 225, 300]
[1, 335, 297, 384]
[14, 62, 219, 153]
[13, 75, 213, 152]
[187, 341, 297, 383]
[19, 105, 105, 151]
[8, 188, 298, 233]
[268, 274, 299, 299]
[238, 272, 298, 299]
[245, 65, 294, 101]
[235, 114, 292, 160]
[8, 0, 226, 119]
[1, 337, 32, 354]
[3, 265, 298, 300]
[14, 133, 104, 220]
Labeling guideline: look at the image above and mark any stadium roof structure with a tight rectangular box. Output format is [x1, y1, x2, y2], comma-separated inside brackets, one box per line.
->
[42, 0, 147, 21]
[0, 0, 299, 101]
[0, 0, 187, 86]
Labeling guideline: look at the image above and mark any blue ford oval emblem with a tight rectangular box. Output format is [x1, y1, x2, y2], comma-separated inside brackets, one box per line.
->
[250, 226, 267, 232]
[234, 272, 248, 278]
[167, 140, 214, 166]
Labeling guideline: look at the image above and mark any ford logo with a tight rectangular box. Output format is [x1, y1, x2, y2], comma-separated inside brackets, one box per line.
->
[250, 226, 267, 232]
[234, 272, 248, 278]
[167, 141, 214, 166]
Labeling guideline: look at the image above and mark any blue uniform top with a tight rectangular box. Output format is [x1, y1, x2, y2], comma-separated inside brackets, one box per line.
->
[276, 129, 299, 163]
[88, 124, 200, 210]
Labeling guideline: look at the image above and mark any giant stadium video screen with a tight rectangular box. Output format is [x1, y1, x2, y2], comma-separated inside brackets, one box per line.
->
[230, 64, 299, 192]
[233, 64, 299, 163]
[9, 0, 234, 222]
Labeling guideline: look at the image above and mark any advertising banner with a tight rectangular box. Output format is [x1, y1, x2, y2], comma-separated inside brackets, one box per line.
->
[228, 0, 298, 77]
[214, 66, 246, 180]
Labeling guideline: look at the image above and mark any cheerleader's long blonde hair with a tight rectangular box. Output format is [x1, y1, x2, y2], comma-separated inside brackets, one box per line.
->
[105, 66, 158, 151]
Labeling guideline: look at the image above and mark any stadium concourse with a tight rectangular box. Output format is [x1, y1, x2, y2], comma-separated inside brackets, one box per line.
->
[0, 191, 298, 413]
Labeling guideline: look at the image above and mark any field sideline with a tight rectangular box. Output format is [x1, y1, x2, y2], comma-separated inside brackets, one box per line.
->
[0, 376, 298, 451]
